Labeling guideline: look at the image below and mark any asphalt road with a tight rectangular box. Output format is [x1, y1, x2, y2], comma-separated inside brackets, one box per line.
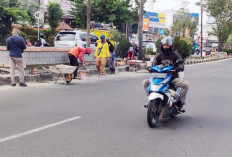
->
[0, 59, 232, 157]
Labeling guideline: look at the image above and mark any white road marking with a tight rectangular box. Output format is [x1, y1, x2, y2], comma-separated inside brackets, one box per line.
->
[207, 74, 216, 77]
[0, 116, 82, 143]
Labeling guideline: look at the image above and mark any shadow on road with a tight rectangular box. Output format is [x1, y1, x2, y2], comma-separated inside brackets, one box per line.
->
[154, 115, 193, 130]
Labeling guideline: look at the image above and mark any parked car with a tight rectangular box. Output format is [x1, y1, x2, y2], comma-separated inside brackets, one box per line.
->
[54, 30, 99, 50]
[203, 45, 214, 55]
[146, 43, 157, 52]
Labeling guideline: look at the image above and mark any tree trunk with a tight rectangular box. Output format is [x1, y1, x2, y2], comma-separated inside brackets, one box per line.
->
[218, 35, 222, 51]
[138, 0, 144, 60]
[86, 0, 91, 47]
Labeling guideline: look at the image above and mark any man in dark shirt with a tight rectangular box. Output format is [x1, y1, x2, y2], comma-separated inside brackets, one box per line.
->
[6, 28, 27, 87]
[143, 36, 189, 112]
[106, 38, 116, 74]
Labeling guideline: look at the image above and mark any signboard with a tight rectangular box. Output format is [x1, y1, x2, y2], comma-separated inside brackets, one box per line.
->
[185, 28, 190, 37]
[160, 29, 165, 35]
[143, 18, 149, 31]
[34, 10, 43, 20]
[173, 13, 199, 24]
[144, 12, 166, 24]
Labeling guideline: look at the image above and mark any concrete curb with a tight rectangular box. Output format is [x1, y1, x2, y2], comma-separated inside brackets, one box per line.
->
[185, 57, 229, 65]
[0, 66, 130, 86]
[0, 57, 229, 86]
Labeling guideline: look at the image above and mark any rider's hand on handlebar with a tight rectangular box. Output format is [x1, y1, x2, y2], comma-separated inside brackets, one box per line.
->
[146, 66, 152, 72]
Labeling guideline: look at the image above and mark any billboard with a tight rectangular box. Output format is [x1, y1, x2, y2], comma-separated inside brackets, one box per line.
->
[185, 28, 190, 37]
[143, 18, 149, 31]
[173, 13, 199, 24]
[144, 12, 166, 24]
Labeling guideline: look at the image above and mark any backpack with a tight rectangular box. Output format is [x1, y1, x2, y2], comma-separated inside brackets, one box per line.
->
[35, 38, 42, 47]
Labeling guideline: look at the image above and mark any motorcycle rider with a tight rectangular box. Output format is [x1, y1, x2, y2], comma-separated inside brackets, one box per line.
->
[143, 36, 189, 112]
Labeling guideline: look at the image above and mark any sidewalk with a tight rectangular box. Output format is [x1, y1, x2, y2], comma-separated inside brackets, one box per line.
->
[0, 65, 134, 86]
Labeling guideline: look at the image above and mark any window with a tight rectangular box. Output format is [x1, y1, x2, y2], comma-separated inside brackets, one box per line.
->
[154, 28, 159, 34]
[79, 33, 87, 41]
[80, 33, 98, 42]
[56, 32, 76, 41]
[90, 34, 98, 42]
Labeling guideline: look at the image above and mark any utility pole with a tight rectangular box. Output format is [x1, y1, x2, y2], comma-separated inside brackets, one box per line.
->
[200, 0, 203, 58]
[87, 0, 91, 47]
[138, 0, 144, 60]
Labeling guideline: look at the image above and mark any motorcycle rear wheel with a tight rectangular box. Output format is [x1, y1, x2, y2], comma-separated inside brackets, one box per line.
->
[147, 99, 160, 128]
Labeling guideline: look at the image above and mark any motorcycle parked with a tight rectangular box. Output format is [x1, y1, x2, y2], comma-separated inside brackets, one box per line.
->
[144, 57, 184, 128]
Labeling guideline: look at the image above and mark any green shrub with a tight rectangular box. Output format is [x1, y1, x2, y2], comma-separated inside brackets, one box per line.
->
[173, 36, 181, 52]
[176, 40, 192, 59]
[109, 29, 132, 57]
[47, 36, 55, 46]
[27, 36, 38, 46]
[145, 48, 156, 55]
[223, 48, 232, 55]
[155, 38, 162, 53]
[0, 37, 5, 46]
[116, 37, 132, 57]
[21, 27, 38, 36]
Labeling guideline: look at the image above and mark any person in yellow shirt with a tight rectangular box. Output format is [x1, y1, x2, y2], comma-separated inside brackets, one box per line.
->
[94, 35, 110, 77]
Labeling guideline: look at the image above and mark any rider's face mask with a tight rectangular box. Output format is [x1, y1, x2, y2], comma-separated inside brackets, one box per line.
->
[162, 44, 171, 53]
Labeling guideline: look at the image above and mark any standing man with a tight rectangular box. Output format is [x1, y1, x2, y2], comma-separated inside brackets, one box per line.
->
[106, 38, 116, 74]
[94, 35, 110, 77]
[68, 47, 92, 79]
[6, 28, 27, 87]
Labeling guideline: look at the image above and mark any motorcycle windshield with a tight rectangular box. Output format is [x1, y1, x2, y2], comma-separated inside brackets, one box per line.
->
[151, 65, 173, 72]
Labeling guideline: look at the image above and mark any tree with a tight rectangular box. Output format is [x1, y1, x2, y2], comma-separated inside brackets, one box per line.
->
[0, 0, 30, 45]
[47, 2, 63, 35]
[171, 8, 198, 38]
[27, 3, 40, 25]
[155, 38, 161, 53]
[69, 0, 139, 29]
[164, 28, 170, 36]
[198, 0, 232, 51]
[69, 0, 87, 29]
[173, 36, 193, 59]
[109, 29, 131, 57]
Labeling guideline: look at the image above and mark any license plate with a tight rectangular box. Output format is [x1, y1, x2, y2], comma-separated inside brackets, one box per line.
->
[152, 73, 167, 78]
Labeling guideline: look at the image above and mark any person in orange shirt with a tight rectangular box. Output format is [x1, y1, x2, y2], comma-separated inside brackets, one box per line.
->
[68, 47, 92, 79]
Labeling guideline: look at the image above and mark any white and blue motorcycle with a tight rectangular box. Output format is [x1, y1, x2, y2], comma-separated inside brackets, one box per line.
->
[144, 58, 184, 128]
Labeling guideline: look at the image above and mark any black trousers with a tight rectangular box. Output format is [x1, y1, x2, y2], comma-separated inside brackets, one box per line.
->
[68, 53, 79, 77]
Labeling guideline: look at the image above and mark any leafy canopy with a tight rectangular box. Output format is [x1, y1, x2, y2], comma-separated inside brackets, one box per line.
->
[47, 2, 63, 35]
[171, 8, 198, 38]
[69, 0, 139, 29]
[197, 0, 232, 50]
[0, 0, 31, 45]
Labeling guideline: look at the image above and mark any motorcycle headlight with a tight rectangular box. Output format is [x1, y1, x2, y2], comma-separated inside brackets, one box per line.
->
[151, 84, 163, 91]
[158, 77, 169, 85]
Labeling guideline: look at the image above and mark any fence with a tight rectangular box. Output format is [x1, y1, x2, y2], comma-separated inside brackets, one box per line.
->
[0, 49, 96, 67]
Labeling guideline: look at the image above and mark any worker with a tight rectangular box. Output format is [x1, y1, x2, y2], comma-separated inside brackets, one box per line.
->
[68, 47, 92, 79]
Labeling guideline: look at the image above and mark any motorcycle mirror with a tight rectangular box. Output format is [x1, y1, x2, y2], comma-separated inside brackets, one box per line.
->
[175, 59, 184, 65]
[143, 57, 151, 61]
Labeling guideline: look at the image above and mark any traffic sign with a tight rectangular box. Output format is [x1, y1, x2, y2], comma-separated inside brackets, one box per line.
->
[34, 10, 43, 20]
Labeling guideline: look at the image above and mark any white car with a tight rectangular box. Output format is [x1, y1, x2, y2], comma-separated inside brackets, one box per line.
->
[146, 42, 157, 52]
[54, 30, 99, 50]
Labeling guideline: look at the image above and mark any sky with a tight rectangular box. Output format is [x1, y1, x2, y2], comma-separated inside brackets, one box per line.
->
[152, 0, 201, 13]
[144, 0, 208, 28]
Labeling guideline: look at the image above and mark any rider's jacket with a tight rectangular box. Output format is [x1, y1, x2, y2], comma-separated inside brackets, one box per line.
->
[152, 51, 184, 80]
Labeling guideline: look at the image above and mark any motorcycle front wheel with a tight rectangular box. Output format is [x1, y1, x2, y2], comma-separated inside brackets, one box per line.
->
[147, 99, 160, 128]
